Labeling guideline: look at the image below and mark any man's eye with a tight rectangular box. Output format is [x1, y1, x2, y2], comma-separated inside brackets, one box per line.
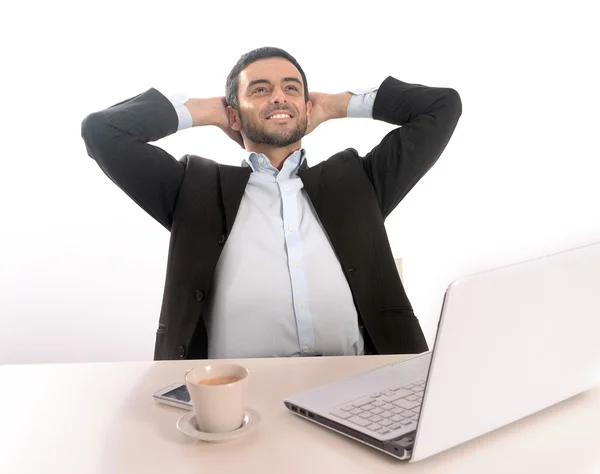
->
[254, 87, 266, 93]
[287, 86, 298, 91]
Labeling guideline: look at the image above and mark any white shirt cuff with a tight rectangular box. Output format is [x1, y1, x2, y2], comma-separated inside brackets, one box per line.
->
[163, 91, 193, 131]
[346, 86, 378, 118]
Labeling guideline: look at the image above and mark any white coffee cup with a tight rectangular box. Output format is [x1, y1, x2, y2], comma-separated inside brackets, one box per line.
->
[184, 364, 249, 433]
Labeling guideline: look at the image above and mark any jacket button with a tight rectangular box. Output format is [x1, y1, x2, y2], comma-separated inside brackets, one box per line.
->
[194, 290, 204, 302]
[178, 345, 186, 358]
[218, 234, 226, 245]
[347, 268, 355, 272]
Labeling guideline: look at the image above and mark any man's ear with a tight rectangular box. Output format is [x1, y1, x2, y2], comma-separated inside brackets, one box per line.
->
[306, 99, 313, 127]
[227, 105, 242, 132]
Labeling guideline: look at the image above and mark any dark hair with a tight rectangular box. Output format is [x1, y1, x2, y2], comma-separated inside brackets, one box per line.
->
[225, 46, 309, 110]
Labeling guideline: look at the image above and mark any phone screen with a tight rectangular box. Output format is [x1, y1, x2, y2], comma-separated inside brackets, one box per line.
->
[162, 384, 191, 402]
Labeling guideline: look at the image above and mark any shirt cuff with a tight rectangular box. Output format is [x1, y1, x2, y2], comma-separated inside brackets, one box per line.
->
[162, 91, 193, 131]
[346, 86, 378, 118]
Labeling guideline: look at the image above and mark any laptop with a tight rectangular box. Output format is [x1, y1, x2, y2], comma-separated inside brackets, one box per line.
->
[284, 241, 600, 462]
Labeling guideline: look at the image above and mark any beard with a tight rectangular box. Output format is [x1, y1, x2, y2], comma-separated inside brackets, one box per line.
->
[239, 111, 308, 147]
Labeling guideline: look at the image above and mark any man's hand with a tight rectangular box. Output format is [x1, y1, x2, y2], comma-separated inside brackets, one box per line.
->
[184, 97, 244, 148]
[215, 97, 244, 148]
[305, 91, 352, 137]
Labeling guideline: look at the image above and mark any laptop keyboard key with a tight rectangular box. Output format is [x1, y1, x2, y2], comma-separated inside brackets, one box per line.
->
[330, 409, 352, 419]
[359, 412, 372, 419]
[371, 400, 384, 407]
[363, 404, 375, 410]
[378, 428, 390, 434]
[382, 403, 394, 410]
[401, 419, 413, 425]
[352, 397, 375, 408]
[388, 423, 402, 430]
[390, 415, 403, 423]
[393, 399, 420, 410]
[379, 419, 392, 427]
[370, 407, 384, 415]
[350, 408, 362, 415]
[392, 407, 404, 415]
[347, 416, 371, 427]
[369, 415, 383, 423]
[381, 390, 412, 403]
[393, 388, 413, 398]
[366, 423, 381, 431]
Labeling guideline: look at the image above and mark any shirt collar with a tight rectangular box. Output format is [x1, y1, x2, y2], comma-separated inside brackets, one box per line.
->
[242, 148, 307, 179]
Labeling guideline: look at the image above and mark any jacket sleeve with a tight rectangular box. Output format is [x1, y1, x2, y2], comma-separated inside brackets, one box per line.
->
[80, 88, 186, 231]
[361, 76, 462, 219]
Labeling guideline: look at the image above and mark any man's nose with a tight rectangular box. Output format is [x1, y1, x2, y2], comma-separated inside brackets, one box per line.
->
[271, 88, 287, 104]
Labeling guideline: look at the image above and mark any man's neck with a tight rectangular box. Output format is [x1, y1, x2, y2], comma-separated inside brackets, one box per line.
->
[246, 142, 302, 170]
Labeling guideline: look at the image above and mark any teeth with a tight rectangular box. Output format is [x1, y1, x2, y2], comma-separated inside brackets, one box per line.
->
[269, 114, 290, 119]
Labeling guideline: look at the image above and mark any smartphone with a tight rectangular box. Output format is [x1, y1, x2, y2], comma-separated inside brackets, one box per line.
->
[153, 383, 193, 410]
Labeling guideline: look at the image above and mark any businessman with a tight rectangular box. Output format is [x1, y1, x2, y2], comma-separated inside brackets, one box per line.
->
[81, 47, 462, 361]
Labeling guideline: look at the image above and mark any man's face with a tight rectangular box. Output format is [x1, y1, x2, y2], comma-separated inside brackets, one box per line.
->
[231, 57, 311, 148]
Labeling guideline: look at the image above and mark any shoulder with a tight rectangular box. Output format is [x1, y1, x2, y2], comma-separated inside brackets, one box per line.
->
[179, 154, 220, 170]
[320, 148, 362, 168]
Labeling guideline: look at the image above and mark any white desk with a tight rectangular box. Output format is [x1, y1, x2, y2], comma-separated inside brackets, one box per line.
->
[1, 355, 600, 474]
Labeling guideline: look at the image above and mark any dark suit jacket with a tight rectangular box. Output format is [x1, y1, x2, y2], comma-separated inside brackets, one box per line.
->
[81, 76, 462, 360]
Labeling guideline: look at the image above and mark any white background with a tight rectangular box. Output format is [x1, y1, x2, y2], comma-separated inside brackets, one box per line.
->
[1, 0, 598, 364]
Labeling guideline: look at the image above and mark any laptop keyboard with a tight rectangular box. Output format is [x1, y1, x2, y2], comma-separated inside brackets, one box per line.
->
[329, 380, 425, 436]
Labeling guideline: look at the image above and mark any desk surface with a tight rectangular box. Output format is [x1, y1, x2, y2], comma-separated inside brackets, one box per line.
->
[1, 355, 600, 474]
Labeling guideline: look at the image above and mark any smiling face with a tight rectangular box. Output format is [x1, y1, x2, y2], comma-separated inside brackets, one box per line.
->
[228, 57, 312, 148]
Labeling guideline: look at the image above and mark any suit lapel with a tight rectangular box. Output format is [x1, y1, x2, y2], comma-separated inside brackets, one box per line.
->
[218, 165, 251, 235]
[298, 160, 323, 212]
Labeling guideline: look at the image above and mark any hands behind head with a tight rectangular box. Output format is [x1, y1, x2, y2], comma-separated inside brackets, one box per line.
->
[304, 92, 329, 137]
[216, 97, 245, 149]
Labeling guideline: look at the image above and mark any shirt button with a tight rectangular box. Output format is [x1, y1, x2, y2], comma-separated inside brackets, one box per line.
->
[302, 346, 310, 353]
[178, 345, 186, 358]
[299, 301, 305, 308]
[258, 157, 265, 164]
[194, 290, 204, 302]
[370, 92, 377, 99]
[294, 260, 300, 267]
[284, 185, 291, 192]
[288, 224, 294, 232]
[218, 234, 226, 245]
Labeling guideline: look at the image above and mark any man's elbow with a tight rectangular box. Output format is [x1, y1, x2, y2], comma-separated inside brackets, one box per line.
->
[444, 88, 462, 121]
[80, 112, 109, 161]
[81, 112, 101, 145]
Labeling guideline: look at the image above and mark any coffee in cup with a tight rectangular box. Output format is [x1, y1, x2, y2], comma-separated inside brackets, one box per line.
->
[197, 375, 240, 386]
[184, 364, 249, 433]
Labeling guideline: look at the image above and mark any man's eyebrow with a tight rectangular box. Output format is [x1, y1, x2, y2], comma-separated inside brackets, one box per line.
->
[246, 77, 303, 90]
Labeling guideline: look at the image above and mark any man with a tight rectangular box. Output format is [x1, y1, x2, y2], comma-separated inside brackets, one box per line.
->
[81, 47, 462, 361]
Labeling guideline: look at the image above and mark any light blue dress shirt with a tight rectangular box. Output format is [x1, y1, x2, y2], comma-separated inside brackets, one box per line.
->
[164, 85, 378, 358]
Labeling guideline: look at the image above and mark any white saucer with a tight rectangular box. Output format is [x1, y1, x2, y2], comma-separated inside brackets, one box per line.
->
[176, 408, 261, 443]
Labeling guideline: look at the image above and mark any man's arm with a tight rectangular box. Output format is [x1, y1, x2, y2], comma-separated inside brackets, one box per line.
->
[309, 78, 461, 218]
[361, 77, 462, 219]
[80, 90, 231, 230]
